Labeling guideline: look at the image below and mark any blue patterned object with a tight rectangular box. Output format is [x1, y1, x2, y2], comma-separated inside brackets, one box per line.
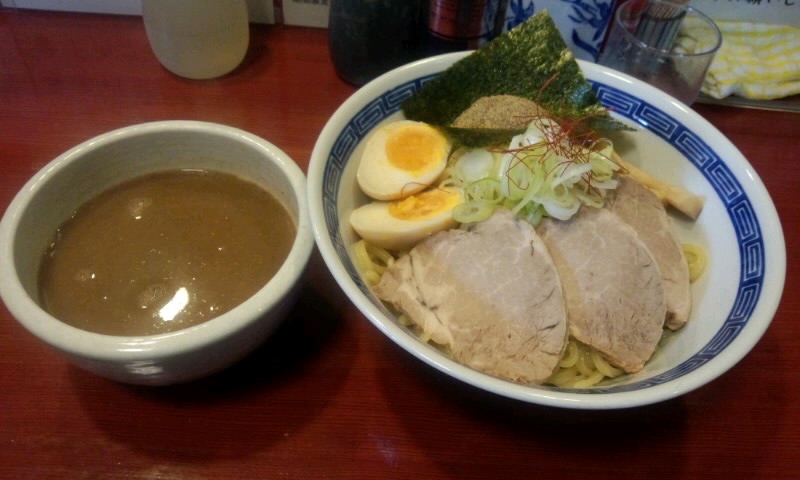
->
[503, 0, 616, 61]
[320, 74, 766, 394]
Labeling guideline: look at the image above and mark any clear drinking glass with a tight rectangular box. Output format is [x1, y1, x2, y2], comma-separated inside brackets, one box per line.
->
[597, 0, 721, 105]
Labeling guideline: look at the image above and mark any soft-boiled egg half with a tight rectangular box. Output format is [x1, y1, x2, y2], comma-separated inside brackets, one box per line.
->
[356, 120, 451, 201]
[350, 187, 464, 252]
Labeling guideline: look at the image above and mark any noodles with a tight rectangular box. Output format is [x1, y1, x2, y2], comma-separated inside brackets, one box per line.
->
[573, 371, 606, 389]
[545, 337, 623, 388]
[558, 340, 580, 368]
[351, 239, 396, 286]
[683, 242, 708, 282]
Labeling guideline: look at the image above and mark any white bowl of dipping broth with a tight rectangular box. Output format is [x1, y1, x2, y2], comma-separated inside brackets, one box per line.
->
[0, 121, 314, 385]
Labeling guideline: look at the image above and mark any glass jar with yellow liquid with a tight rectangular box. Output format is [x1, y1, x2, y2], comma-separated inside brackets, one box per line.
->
[142, 0, 249, 80]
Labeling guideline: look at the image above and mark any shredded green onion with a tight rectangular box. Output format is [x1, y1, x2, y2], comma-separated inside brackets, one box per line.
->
[449, 118, 619, 226]
[452, 200, 496, 224]
[464, 177, 503, 204]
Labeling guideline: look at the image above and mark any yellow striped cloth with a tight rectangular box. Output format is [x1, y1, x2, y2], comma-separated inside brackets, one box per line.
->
[676, 20, 800, 100]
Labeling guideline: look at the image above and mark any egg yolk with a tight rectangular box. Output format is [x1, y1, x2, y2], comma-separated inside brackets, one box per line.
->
[388, 188, 461, 221]
[385, 124, 448, 174]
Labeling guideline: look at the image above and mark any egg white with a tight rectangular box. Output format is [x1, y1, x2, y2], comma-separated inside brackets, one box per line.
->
[356, 120, 451, 201]
[350, 187, 464, 252]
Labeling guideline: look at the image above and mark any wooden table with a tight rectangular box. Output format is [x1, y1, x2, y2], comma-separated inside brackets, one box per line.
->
[1, 9, 798, 480]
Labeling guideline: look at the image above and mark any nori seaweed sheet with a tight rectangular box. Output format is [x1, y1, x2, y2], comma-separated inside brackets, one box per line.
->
[402, 11, 629, 147]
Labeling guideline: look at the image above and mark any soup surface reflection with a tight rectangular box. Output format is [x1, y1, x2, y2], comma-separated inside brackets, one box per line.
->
[38, 169, 296, 336]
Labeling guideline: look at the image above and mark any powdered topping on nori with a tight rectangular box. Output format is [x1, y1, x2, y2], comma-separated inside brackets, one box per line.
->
[402, 10, 629, 147]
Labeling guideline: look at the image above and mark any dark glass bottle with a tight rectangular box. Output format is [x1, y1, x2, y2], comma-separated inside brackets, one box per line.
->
[328, 0, 427, 86]
[327, 0, 509, 86]
[424, 0, 508, 53]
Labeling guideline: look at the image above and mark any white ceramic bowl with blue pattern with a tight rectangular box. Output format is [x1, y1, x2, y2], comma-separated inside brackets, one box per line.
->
[308, 52, 786, 409]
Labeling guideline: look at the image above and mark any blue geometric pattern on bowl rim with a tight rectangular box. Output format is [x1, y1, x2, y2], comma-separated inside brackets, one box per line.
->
[321, 73, 764, 394]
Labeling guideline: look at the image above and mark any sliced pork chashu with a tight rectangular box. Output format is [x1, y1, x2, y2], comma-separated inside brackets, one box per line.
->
[538, 207, 666, 373]
[374, 209, 568, 384]
[608, 177, 691, 330]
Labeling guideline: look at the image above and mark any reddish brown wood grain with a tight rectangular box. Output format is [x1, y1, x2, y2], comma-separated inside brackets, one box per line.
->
[1, 8, 798, 480]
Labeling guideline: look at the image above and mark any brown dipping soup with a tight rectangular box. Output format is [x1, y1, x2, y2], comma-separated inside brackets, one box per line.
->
[38, 169, 296, 336]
